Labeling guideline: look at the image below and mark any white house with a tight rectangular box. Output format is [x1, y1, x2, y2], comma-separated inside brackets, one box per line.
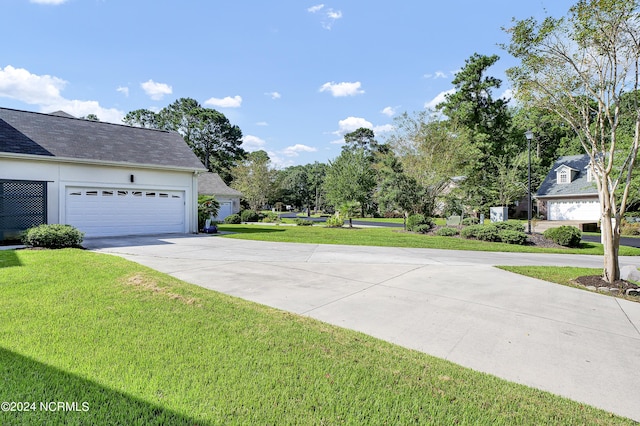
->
[0, 107, 206, 240]
[197, 172, 241, 221]
[535, 154, 600, 221]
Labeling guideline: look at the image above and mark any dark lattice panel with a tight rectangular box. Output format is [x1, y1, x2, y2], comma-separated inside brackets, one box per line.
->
[0, 180, 47, 241]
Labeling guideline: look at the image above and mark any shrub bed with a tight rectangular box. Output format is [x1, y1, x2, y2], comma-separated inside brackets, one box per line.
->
[498, 229, 528, 245]
[294, 218, 314, 226]
[22, 224, 84, 249]
[325, 216, 344, 228]
[407, 214, 434, 232]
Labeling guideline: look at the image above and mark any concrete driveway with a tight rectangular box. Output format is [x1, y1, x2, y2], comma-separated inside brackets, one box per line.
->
[86, 234, 640, 422]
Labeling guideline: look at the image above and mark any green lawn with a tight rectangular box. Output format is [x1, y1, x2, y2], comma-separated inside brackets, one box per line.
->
[497, 266, 603, 287]
[0, 249, 632, 424]
[218, 224, 640, 255]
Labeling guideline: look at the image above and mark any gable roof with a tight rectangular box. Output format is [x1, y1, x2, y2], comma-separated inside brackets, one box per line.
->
[536, 154, 598, 199]
[198, 172, 242, 197]
[0, 107, 206, 171]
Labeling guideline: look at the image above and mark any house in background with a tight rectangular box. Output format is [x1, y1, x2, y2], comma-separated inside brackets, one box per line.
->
[535, 154, 600, 221]
[0, 107, 206, 240]
[197, 172, 241, 221]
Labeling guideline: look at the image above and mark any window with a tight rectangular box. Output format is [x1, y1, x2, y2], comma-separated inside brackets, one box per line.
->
[559, 170, 568, 184]
[86, 190, 98, 196]
[118, 190, 128, 196]
[102, 191, 113, 196]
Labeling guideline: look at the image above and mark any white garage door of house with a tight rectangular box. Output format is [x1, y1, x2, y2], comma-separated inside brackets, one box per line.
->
[215, 202, 233, 221]
[548, 199, 600, 221]
[65, 187, 185, 237]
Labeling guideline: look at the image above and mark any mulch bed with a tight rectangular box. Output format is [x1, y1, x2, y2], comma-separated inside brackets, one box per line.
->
[573, 275, 640, 292]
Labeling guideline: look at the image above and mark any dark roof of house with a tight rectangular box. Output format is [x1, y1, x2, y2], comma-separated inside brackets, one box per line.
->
[536, 154, 598, 198]
[0, 107, 206, 170]
[198, 172, 242, 196]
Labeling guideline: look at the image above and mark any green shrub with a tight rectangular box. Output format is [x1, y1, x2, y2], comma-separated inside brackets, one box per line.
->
[224, 214, 241, 224]
[22, 224, 84, 249]
[498, 229, 528, 245]
[294, 218, 314, 226]
[621, 220, 640, 236]
[406, 214, 425, 231]
[240, 209, 260, 222]
[494, 220, 525, 232]
[461, 224, 500, 242]
[413, 224, 432, 234]
[435, 227, 459, 237]
[261, 212, 280, 223]
[325, 216, 344, 228]
[197, 195, 220, 229]
[543, 226, 582, 247]
[406, 214, 434, 232]
[462, 217, 479, 226]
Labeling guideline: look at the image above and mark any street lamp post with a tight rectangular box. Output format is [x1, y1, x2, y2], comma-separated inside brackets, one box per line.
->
[525, 130, 534, 234]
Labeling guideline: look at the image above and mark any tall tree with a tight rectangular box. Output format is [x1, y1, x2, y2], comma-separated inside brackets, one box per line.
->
[436, 53, 516, 211]
[231, 150, 276, 211]
[324, 148, 376, 217]
[343, 127, 378, 153]
[505, 0, 640, 282]
[123, 98, 246, 183]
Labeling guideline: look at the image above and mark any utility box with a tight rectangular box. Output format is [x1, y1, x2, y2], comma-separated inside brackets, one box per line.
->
[490, 207, 508, 222]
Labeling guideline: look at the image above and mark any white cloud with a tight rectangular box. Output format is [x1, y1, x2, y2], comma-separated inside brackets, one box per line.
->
[424, 71, 447, 80]
[424, 88, 455, 110]
[204, 95, 242, 108]
[373, 124, 395, 134]
[116, 86, 129, 97]
[308, 4, 342, 30]
[140, 79, 172, 101]
[267, 151, 293, 169]
[265, 91, 281, 100]
[0, 65, 124, 123]
[381, 106, 397, 117]
[282, 144, 317, 157]
[319, 81, 364, 97]
[307, 4, 324, 13]
[30, 0, 67, 4]
[256, 121, 269, 126]
[500, 88, 513, 101]
[333, 116, 373, 136]
[242, 135, 266, 151]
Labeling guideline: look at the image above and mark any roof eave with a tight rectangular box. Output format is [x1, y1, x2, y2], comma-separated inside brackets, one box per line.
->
[0, 152, 207, 173]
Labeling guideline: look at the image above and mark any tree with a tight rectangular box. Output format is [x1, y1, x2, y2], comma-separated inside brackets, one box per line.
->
[504, 0, 640, 282]
[386, 111, 474, 216]
[123, 98, 246, 183]
[324, 148, 376, 216]
[231, 150, 276, 211]
[343, 127, 378, 153]
[436, 54, 518, 211]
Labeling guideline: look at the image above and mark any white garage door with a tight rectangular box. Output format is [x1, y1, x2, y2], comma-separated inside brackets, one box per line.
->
[65, 187, 185, 237]
[548, 200, 600, 221]
[214, 202, 233, 221]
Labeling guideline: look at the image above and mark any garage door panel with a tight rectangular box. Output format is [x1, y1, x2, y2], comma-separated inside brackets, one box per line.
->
[548, 200, 600, 221]
[66, 187, 185, 237]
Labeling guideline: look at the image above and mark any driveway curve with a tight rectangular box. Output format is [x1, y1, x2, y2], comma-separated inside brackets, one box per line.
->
[86, 234, 640, 422]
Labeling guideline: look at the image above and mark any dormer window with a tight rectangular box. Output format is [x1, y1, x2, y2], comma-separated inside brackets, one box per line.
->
[559, 170, 568, 184]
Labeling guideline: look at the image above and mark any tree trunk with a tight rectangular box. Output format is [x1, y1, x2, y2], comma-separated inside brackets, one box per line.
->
[600, 210, 621, 283]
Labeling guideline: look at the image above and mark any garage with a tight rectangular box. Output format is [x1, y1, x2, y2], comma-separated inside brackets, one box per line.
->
[216, 201, 233, 221]
[0, 107, 206, 241]
[65, 187, 185, 237]
[548, 199, 600, 221]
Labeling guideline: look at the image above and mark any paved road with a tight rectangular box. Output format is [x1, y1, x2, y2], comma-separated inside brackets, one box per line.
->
[86, 235, 640, 422]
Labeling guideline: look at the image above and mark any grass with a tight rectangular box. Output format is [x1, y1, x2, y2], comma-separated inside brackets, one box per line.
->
[497, 266, 603, 287]
[218, 224, 640, 255]
[0, 249, 633, 424]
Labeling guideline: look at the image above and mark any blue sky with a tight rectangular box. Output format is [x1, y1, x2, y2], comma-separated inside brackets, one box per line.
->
[1, 0, 576, 168]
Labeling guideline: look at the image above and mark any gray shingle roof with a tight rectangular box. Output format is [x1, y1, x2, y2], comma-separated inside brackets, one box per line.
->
[0, 107, 206, 170]
[536, 154, 598, 198]
[198, 172, 242, 196]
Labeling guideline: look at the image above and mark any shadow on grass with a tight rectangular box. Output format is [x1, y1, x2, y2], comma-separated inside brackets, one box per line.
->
[0, 250, 21, 269]
[0, 347, 209, 425]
